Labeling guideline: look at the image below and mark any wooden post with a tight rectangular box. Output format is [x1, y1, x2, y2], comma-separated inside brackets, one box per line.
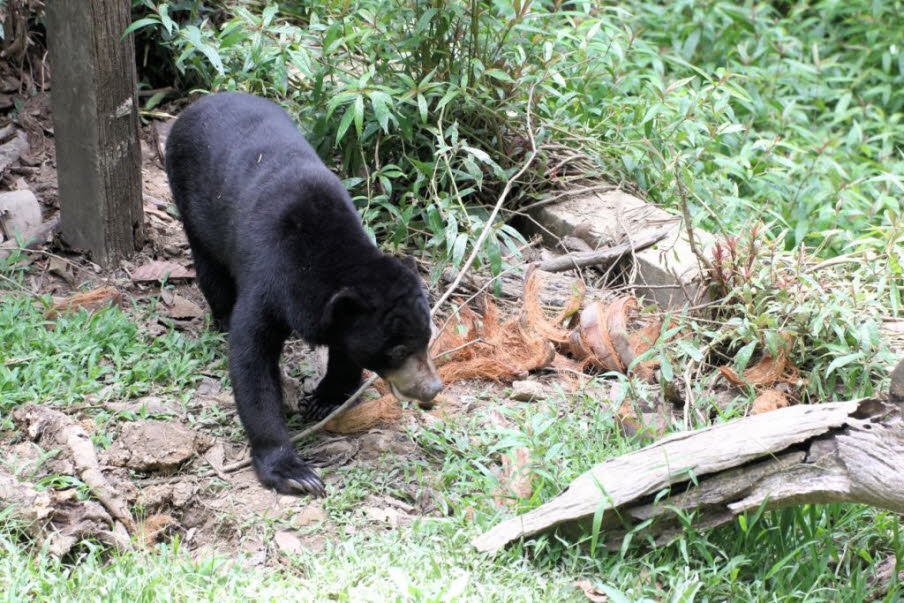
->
[45, 0, 144, 266]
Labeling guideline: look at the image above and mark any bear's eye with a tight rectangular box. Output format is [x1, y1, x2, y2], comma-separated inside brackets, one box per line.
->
[388, 345, 409, 363]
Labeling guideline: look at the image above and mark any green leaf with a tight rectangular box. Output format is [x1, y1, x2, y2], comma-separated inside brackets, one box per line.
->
[336, 104, 355, 144]
[734, 341, 757, 374]
[180, 26, 224, 75]
[825, 352, 864, 378]
[437, 88, 460, 111]
[122, 17, 160, 38]
[417, 93, 428, 124]
[369, 92, 392, 134]
[659, 353, 674, 382]
[261, 4, 278, 28]
[354, 95, 364, 137]
[484, 69, 513, 83]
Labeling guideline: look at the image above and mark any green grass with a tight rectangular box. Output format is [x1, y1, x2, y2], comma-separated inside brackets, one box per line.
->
[0, 277, 225, 427]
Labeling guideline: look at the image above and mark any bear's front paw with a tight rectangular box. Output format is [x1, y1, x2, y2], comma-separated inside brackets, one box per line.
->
[297, 393, 343, 423]
[252, 445, 326, 497]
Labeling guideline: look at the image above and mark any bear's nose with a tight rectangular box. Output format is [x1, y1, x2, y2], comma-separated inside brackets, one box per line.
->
[420, 376, 443, 402]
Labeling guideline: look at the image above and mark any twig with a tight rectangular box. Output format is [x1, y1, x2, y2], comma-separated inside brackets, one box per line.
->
[430, 85, 539, 316]
[674, 163, 713, 274]
[537, 227, 671, 273]
[203, 451, 231, 481]
[519, 182, 618, 213]
[219, 375, 380, 473]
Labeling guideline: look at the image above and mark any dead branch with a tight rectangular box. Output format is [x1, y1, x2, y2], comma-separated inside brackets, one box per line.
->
[13, 405, 137, 533]
[473, 361, 904, 554]
[537, 227, 671, 273]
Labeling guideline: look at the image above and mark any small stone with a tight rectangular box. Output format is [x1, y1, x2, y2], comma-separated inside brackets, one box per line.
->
[195, 377, 222, 396]
[273, 530, 303, 556]
[511, 380, 548, 402]
[362, 506, 412, 527]
[293, 504, 327, 528]
[0, 132, 29, 176]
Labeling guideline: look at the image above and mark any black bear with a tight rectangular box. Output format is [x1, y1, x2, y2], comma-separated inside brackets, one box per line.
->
[165, 92, 442, 497]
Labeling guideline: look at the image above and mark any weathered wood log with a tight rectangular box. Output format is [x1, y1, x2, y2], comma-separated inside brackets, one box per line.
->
[473, 362, 904, 553]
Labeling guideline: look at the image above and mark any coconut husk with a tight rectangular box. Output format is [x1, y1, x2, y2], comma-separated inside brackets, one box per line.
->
[567, 296, 663, 381]
[324, 395, 403, 434]
[719, 349, 799, 388]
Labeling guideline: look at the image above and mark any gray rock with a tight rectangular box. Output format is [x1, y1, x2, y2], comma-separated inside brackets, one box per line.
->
[511, 380, 549, 402]
[525, 186, 715, 308]
[0, 189, 41, 244]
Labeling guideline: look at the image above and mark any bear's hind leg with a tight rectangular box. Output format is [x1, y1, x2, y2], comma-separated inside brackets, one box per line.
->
[191, 247, 237, 331]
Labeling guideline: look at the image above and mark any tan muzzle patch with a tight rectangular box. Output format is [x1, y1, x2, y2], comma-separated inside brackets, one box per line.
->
[383, 351, 443, 409]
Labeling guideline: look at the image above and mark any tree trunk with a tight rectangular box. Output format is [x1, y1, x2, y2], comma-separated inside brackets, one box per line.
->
[46, 0, 144, 266]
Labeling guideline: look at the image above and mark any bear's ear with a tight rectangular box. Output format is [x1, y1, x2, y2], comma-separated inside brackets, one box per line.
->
[321, 287, 367, 332]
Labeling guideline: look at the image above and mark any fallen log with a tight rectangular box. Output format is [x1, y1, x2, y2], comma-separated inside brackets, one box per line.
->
[473, 360, 904, 554]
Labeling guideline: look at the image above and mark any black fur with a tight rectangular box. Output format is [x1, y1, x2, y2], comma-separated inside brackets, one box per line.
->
[165, 92, 434, 496]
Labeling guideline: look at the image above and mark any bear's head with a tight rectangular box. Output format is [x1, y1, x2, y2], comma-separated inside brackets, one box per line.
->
[322, 255, 442, 405]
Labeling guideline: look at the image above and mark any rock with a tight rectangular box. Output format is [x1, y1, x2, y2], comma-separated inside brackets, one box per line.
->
[274, 530, 304, 556]
[0, 131, 28, 175]
[511, 380, 548, 402]
[525, 186, 715, 308]
[293, 504, 327, 528]
[362, 506, 412, 527]
[0, 189, 41, 244]
[195, 377, 222, 396]
[165, 294, 204, 319]
[105, 421, 212, 472]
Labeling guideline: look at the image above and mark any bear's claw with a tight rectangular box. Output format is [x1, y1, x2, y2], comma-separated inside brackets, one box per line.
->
[253, 445, 326, 497]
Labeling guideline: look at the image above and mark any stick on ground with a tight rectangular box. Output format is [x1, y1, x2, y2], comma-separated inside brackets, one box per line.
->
[536, 227, 671, 273]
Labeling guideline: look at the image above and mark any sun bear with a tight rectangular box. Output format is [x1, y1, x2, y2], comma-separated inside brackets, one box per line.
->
[165, 92, 442, 497]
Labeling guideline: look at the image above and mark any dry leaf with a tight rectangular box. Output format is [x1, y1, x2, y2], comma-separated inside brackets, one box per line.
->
[720, 336, 799, 388]
[574, 580, 608, 602]
[568, 297, 662, 381]
[140, 514, 178, 547]
[362, 506, 411, 527]
[293, 504, 327, 528]
[752, 389, 790, 414]
[48, 256, 76, 286]
[166, 294, 204, 319]
[131, 260, 195, 282]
